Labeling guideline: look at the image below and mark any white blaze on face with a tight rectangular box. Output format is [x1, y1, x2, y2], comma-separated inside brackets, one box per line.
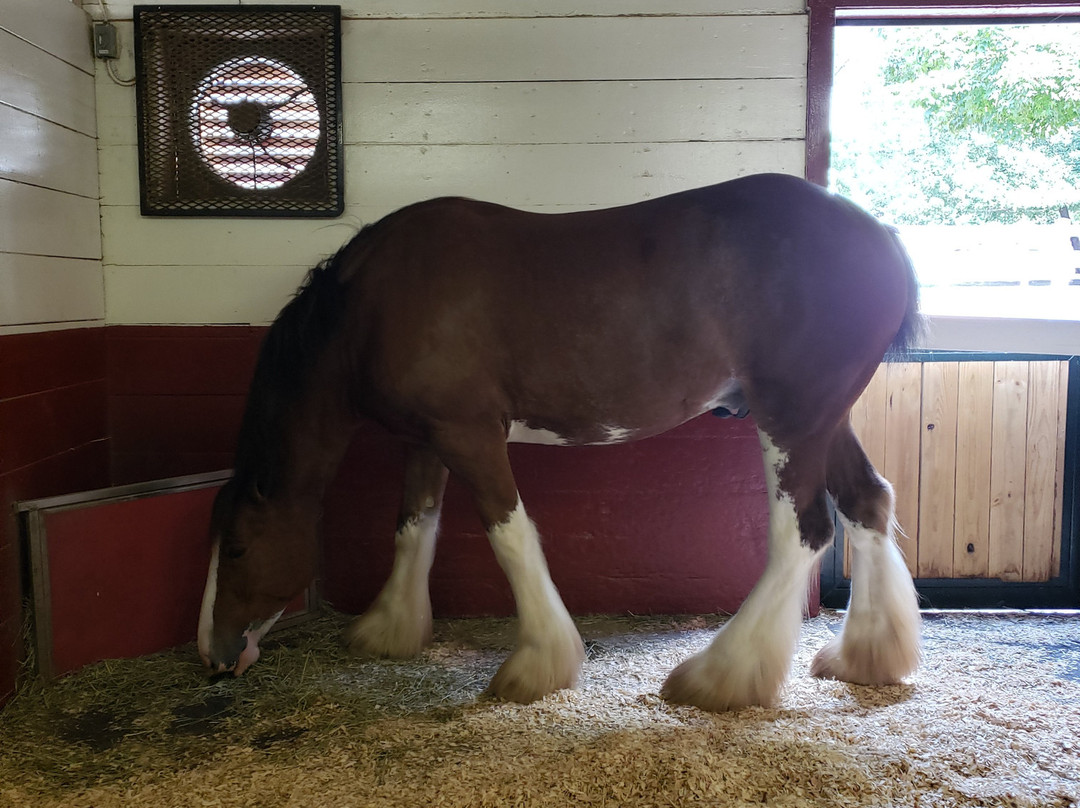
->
[197, 542, 220, 667]
[196, 540, 283, 674]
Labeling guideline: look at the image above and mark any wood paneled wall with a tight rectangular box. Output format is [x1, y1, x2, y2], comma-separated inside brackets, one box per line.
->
[91, 0, 807, 326]
[850, 360, 1070, 583]
[89, 0, 813, 627]
[0, 0, 813, 701]
[0, 0, 103, 331]
[0, 0, 108, 704]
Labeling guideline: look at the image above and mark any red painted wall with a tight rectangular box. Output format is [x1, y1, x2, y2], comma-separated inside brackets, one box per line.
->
[107, 326, 263, 484]
[0, 328, 111, 703]
[106, 326, 775, 618]
[1, 324, 778, 701]
[42, 485, 222, 677]
[322, 416, 769, 618]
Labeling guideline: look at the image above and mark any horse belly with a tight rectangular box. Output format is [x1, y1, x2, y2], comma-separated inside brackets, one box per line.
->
[505, 377, 742, 448]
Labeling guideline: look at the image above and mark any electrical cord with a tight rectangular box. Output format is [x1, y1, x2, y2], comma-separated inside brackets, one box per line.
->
[97, 0, 136, 87]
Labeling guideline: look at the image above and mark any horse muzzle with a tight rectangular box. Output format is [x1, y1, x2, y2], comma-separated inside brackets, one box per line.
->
[203, 632, 250, 675]
[201, 610, 284, 676]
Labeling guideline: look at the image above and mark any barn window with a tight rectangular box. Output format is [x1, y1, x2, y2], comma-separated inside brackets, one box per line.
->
[807, 1, 1080, 353]
[134, 6, 343, 217]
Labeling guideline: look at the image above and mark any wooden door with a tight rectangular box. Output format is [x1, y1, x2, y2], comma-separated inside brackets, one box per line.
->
[844, 357, 1073, 590]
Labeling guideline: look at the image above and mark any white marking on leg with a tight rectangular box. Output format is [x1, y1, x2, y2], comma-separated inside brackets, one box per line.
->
[486, 497, 585, 703]
[811, 511, 921, 684]
[344, 510, 440, 658]
[506, 420, 570, 446]
[662, 429, 822, 711]
[197, 542, 219, 667]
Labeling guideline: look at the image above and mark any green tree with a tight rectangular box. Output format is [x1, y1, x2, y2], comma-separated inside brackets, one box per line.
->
[831, 25, 1080, 225]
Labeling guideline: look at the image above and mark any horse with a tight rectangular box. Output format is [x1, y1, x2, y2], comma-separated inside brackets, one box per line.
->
[197, 172, 923, 712]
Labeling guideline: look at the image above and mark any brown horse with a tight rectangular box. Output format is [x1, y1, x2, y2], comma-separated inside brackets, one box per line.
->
[197, 173, 922, 712]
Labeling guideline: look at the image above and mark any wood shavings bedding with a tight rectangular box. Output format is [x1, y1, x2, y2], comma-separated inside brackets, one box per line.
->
[1, 611, 1077, 808]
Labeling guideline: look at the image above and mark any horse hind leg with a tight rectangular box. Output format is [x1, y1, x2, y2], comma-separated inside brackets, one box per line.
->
[662, 428, 832, 711]
[811, 422, 921, 685]
[344, 444, 449, 658]
[434, 424, 585, 704]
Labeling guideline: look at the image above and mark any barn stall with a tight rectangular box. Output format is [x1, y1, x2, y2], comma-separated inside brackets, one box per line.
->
[0, 0, 1078, 805]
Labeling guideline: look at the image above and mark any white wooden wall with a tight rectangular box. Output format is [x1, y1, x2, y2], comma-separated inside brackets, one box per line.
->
[92, 0, 807, 325]
[0, 0, 103, 335]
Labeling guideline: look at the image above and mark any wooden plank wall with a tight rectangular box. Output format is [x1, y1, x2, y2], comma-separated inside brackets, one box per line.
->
[0, 0, 109, 705]
[0, 0, 103, 331]
[91, 0, 807, 326]
[849, 360, 1070, 583]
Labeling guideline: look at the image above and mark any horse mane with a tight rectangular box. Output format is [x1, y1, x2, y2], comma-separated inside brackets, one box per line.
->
[231, 226, 374, 498]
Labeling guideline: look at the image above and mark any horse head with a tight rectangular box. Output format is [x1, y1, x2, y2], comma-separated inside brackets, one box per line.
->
[197, 478, 316, 675]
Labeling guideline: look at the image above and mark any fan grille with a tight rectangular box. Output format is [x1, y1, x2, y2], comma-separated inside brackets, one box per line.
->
[134, 6, 342, 217]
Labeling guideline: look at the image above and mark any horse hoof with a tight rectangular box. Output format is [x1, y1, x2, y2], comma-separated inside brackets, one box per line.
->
[660, 649, 782, 712]
[810, 629, 920, 686]
[486, 634, 585, 704]
[342, 607, 431, 659]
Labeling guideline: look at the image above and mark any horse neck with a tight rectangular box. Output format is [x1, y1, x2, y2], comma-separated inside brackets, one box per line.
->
[277, 389, 357, 506]
[237, 375, 356, 510]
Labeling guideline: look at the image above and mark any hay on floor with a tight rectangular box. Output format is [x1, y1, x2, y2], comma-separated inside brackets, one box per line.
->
[0, 610, 1078, 808]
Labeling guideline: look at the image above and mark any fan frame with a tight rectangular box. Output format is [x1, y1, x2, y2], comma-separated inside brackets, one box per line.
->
[134, 5, 343, 218]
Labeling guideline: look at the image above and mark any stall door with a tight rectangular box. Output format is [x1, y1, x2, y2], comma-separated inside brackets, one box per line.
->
[19, 472, 317, 679]
[823, 355, 1078, 608]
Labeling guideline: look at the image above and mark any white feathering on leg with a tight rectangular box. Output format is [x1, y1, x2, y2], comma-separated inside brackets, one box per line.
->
[344, 510, 440, 658]
[811, 513, 921, 685]
[485, 498, 584, 703]
[662, 429, 823, 711]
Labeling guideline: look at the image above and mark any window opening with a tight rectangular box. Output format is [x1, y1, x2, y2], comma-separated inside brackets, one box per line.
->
[829, 17, 1080, 322]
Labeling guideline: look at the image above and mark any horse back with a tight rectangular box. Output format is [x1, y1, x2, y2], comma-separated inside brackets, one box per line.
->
[340, 174, 914, 443]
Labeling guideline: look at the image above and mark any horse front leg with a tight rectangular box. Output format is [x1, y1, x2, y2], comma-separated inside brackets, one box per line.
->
[484, 495, 586, 702]
[344, 444, 449, 658]
[662, 428, 831, 711]
[435, 425, 585, 704]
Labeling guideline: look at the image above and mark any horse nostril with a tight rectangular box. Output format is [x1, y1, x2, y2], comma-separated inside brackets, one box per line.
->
[209, 634, 248, 672]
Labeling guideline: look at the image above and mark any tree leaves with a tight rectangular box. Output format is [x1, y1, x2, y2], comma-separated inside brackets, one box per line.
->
[833, 24, 1080, 224]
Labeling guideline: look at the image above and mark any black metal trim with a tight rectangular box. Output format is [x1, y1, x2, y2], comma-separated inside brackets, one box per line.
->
[838, 15, 1080, 27]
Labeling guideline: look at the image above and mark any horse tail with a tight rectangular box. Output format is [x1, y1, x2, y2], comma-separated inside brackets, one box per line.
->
[885, 227, 923, 359]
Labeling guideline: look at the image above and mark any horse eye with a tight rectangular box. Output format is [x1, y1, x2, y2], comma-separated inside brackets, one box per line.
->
[222, 542, 247, 560]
